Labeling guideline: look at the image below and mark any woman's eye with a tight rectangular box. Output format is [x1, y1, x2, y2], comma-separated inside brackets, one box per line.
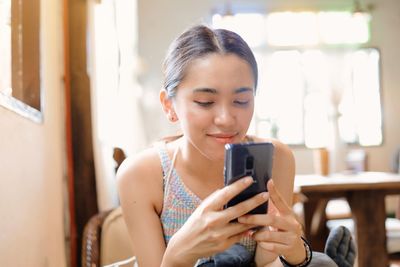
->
[234, 100, 249, 105]
[194, 100, 214, 107]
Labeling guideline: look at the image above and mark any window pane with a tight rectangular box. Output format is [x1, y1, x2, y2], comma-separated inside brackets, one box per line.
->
[266, 11, 370, 46]
[302, 50, 331, 148]
[319, 12, 370, 44]
[266, 12, 318, 46]
[256, 48, 382, 147]
[255, 50, 304, 144]
[338, 49, 382, 146]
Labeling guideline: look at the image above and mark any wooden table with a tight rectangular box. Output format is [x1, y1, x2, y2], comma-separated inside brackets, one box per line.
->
[294, 172, 400, 267]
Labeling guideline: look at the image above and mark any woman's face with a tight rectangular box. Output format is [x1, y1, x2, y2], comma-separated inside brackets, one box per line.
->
[173, 53, 255, 161]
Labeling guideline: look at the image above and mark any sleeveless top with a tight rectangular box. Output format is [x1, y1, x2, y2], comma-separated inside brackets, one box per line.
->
[155, 141, 257, 256]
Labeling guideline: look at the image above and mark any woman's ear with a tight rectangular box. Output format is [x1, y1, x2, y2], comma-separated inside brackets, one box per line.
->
[159, 89, 178, 122]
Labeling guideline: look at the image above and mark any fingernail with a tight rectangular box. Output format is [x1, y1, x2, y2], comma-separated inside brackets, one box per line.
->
[262, 192, 269, 199]
[250, 229, 256, 236]
[244, 230, 254, 237]
[243, 177, 252, 184]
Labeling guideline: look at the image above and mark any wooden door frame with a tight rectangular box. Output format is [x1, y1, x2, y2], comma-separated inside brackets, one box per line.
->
[63, 0, 99, 266]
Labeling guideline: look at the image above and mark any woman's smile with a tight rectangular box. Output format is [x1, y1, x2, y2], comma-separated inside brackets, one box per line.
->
[206, 133, 239, 144]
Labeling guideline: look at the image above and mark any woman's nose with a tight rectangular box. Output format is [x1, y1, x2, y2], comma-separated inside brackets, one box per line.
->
[214, 106, 235, 127]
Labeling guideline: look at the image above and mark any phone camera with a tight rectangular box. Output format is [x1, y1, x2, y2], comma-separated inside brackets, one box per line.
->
[245, 155, 254, 170]
[245, 155, 255, 177]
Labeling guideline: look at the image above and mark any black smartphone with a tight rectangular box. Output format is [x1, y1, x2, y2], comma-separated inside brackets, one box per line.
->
[224, 142, 274, 215]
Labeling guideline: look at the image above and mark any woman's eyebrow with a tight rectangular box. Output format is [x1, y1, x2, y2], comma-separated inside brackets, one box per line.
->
[192, 88, 217, 94]
[192, 87, 253, 94]
[234, 87, 253, 94]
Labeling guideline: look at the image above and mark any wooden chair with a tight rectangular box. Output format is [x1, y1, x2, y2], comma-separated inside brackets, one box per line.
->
[82, 147, 132, 267]
[81, 207, 135, 267]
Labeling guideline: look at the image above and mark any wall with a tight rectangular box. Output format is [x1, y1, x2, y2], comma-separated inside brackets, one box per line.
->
[366, 0, 400, 172]
[0, 0, 66, 266]
[137, 0, 400, 174]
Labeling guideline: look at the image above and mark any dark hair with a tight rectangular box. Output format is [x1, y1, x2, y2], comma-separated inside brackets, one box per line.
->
[163, 25, 258, 98]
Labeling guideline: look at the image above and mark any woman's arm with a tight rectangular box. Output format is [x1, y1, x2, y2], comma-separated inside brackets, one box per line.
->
[117, 150, 167, 267]
[268, 140, 295, 206]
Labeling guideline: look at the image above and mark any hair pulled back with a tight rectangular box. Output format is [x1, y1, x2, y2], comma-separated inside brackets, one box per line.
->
[163, 25, 258, 98]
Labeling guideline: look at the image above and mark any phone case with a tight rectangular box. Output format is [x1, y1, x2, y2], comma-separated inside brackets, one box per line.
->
[224, 142, 274, 215]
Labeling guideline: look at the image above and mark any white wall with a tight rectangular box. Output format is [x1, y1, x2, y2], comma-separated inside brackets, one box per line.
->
[366, 0, 400, 172]
[0, 0, 66, 266]
[137, 0, 400, 174]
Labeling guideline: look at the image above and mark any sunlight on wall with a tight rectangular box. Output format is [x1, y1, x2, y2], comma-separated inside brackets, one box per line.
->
[88, 0, 146, 210]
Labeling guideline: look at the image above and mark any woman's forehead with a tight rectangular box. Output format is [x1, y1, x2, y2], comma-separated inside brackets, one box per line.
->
[180, 53, 255, 88]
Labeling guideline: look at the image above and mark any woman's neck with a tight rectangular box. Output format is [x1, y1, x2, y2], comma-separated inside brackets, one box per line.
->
[177, 137, 225, 184]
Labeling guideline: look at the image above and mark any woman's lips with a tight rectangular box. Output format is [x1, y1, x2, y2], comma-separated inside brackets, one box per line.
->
[207, 133, 238, 144]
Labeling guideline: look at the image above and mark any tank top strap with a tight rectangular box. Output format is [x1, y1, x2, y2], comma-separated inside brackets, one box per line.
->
[154, 141, 173, 178]
[154, 141, 179, 195]
[166, 145, 179, 181]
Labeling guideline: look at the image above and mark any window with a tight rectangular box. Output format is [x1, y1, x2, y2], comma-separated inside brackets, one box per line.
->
[212, 10, 382, 147]
[0, 0, 41, 122]
[265, 11, 370, 46]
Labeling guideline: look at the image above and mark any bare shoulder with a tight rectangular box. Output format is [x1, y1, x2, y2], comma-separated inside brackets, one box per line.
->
[117, 146, 162, 187]
[117, 145, 164, 212]
[250, 136, 294, 164]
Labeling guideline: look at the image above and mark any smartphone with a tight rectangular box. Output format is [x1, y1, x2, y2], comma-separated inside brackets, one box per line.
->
[224, 142, 274, 215]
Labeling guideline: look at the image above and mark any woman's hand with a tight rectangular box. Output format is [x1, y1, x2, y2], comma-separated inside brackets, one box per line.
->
[238, 179, 307, 265]
[162, 176, 269, 267]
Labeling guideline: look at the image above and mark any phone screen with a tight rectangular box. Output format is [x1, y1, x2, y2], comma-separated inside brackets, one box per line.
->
[224, 142, 274, 215]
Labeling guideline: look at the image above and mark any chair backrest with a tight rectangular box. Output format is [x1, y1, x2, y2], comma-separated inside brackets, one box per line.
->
[81, 207, 134, 267]
[101, 207, 133, 265]
[392, 147, 400, 173]
[113, 148, 127, 173]
[82, 147, 132, 267]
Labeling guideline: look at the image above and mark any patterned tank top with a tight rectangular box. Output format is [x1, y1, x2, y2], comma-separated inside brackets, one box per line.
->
[155, 141, 257, 256]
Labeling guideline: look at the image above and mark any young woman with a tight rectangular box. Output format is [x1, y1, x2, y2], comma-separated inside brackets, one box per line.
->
[117, 25, 312, 267]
